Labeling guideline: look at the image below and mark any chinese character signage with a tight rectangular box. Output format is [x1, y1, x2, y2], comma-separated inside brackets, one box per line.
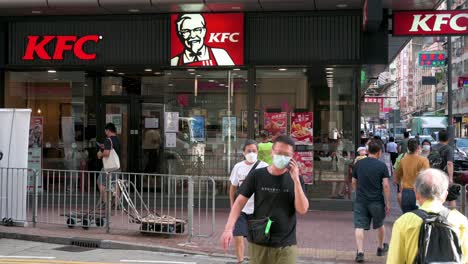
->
[393, 11, 468, 36]
[264, 112, 287, 138]
[419, 52, 446, 67]
[290, 112, 313, 145]
[293, 152, 314, 185]
[170, 13, 244, 67]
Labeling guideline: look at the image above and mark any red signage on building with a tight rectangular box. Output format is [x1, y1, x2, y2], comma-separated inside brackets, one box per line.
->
[364, 97, 391, 113]
[170, 13, 244, 67]
[22, 35, 101, 60]
[393, 11, 468, 36]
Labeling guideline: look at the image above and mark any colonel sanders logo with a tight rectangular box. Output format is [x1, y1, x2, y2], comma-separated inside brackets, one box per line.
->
[171, 13, 244, 67]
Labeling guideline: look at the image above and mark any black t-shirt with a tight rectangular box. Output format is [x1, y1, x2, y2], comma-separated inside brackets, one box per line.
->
[104, 136, 121, 159]
[238, 167, 306, 248]
[432, 143, 454, 171]
[352, 157, 389, 203]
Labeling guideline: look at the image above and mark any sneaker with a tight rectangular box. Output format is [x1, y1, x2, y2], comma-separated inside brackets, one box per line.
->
[355, 252, 364, 263]
[377, 243, 389, 256]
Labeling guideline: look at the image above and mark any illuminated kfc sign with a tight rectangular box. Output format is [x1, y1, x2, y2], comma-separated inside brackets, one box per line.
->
[393, 10, 468, 36]
[170, 13, 244, 66]
[22, 35, 101, 60]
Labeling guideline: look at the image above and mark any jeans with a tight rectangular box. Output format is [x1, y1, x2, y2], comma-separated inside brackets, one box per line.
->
[401, 189, 417, 214]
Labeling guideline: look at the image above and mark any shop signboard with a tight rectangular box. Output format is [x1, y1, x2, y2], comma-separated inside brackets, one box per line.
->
[361, 102, 380, 117]
[241, 110, 259, 136]
[191, 116, 205, 142]
[28, 116, 43, 192]
[290, 112, 313, 145]
[293, 151, 314, 184]
[418, 52, 446, 67]
[393, 11, 468, 36]
[170, 13, 244, 66]
[222, 116, 237, 142]
[264, 112, 287, 138]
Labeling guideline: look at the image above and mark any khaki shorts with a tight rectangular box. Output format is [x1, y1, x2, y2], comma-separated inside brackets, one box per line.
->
[249, 243, 298, 264]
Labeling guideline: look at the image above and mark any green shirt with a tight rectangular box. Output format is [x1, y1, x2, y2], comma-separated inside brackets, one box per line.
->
[258, 142, 273, 165]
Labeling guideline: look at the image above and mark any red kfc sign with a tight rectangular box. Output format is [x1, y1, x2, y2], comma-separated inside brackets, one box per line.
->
[393, 11, 468, 36]
[22, 35, 101, 60]
[170, 13, 244, 67]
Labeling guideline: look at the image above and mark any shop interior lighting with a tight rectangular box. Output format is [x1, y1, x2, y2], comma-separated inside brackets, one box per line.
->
[187, 69, 196, 72]
[231, 6, 241, 10]
[325, 68, 334, 71]
[53, 78, 59, 81]
[194, 76, 198, 97]
[233, 68, 241, 71]
[144, 69, 152, 72]
[118, 72, 125, 75]
[128, 9, 140, 13]
[47, 70, 56, 73]
[168, 83, 174, 87]
[37, 109, 42, 114]
[106, 69, 114, 72]
[336, 4, 348, 8]
[209, 79, 215, 82]
[32, 10, 42, 14]
[278, 68, 287, 71]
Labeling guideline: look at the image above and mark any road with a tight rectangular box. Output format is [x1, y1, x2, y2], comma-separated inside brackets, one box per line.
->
[0, 239, 320, 264]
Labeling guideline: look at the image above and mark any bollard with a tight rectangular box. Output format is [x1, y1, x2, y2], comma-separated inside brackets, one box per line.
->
[188, 177, 194, 242]
[106, 172, 111, 234]
[32, 169, 38, 227]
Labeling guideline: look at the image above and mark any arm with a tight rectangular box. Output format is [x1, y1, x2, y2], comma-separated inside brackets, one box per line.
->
[229, 185, 237, 208]
[447, 161, 454, 183]
[352, 178, 357, 192]
[98, 138, 112, 158]
[395, 161, 402, 184]
[220, 195, 248, 250]
[290, 159, 309, 215]
[383, 178, 391, 215]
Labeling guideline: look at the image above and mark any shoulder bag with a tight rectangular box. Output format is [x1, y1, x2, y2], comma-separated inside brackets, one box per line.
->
[103, 137, 120, 172]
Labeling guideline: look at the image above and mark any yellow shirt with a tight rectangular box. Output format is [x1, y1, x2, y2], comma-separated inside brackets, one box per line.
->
[395, 154, 430, 189]
[387, 200, 468, 264]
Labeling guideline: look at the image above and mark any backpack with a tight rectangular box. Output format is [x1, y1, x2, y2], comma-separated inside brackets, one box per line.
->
[427, 149, 447, 171]
[413, 209, 463, 264]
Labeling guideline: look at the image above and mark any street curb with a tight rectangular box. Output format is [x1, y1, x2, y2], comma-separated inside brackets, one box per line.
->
[0, 231, 236, 260]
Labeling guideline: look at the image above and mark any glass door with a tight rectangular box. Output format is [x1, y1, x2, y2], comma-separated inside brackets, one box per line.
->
[139, 103, 165, 173]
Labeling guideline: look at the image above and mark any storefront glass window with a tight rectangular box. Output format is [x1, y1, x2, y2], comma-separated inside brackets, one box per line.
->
[5, 71, 95, 171]
[255, 68, 357, 199]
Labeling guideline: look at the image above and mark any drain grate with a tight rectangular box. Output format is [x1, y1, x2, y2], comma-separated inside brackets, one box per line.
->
[55, 246, 96, 252]
[70, 239, 100, 249]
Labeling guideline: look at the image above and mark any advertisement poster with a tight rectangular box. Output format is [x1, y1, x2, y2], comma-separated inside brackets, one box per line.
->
[164, 112, 179, 133]
[28, 116, 43, 192]
[170, 13, 244, 66]
[242, 110, 259, 136]
[222, 116, 237, 142]
[290, 112, 313, 145]
[264, 112, 287, 138]
[165, 133, 177, 148]
[106, 114, 122, 134]
[191, 116, 205, 142]
[294, 152, 314, 185]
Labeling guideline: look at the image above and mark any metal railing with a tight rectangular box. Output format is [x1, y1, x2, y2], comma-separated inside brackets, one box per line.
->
[0, 168, 217, 241]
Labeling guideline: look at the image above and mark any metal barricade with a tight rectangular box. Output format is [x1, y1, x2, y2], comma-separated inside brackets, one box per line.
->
[0, 168, 31, 226]
[191, 176, 216, 240]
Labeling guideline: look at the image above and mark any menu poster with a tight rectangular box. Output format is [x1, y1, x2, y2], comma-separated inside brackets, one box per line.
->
[291, 112, 313, 145]
[294, 151, 314, 184]
[191, 116, 205, 142]
[242, 110, 260, 136]
[222, 116, 237, 142]
[264, 112, 287, 138]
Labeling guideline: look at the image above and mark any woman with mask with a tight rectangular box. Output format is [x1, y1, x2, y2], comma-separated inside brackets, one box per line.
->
[229, 139, 268, 264]
[421, 139, 432, 158]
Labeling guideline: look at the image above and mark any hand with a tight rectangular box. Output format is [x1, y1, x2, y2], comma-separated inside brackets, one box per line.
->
[385, 205, 391, 216]
[97, 151, 103, 159]
[220, 229, 233, 251]
[289, 159, 300, 183]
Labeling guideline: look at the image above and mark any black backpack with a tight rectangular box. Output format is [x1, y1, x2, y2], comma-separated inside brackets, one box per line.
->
[428, 148, 447, 171]
[413, 209, 463, 264]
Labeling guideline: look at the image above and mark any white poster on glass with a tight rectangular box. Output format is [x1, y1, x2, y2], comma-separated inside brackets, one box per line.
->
[165, 112, 179, 133]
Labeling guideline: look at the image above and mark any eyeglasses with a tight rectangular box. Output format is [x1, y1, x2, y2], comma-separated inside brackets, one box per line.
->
[179, 27, 204, 38]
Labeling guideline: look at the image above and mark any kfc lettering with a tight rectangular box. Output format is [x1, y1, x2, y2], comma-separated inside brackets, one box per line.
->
[393, 11, 468, 36]
[22, 35, 101, 60]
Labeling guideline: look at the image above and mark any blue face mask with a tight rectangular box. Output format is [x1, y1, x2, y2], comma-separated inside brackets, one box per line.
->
[273, 154, 292, 170]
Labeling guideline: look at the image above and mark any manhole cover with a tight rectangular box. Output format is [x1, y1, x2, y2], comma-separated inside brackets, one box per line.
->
[54, 246, 96, 252]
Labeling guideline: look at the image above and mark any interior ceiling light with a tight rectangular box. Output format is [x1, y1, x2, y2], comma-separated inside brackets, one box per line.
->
[189, 72, 195, 75]
[325, 68, 334, 71]
[187, 69, 196, 72]
[233, 68, 241, 71]
[47, 70, 56, 73]
[278, 68, 287, 71]
[106, 69, 114, 72]
[32, 10, 42, 14]
[336, 4, 348, 8]
[118, 72, 125, 75]
[144, 69, 152, 72]
[128, 9, 140, 13]
[209, 80, 215, 82]
[231, 6, 241, 10]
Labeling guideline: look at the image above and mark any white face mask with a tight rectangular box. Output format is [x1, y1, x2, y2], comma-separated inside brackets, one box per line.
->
[245, 152, 258, 163]
[422, 145, 431, 151]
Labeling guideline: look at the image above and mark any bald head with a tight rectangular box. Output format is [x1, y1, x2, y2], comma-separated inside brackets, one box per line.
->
[414, 169, 449, 201]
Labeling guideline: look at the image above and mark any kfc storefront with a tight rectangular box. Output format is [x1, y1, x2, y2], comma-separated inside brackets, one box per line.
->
[1, 11, 385, 203]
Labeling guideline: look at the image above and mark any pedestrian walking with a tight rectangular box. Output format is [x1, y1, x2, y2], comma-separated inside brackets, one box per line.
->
[386, 137, 398, 165]
[398, 132, 410, 154]
[430, 129, 459, 208]
[387, 169, 468, 264]
[395, 139, 430, 213]
[352, 140, 391, 263]
[420, 139, 431, 158]
[258, 132, 273, 165]
[221, 135, 309, 264]
[229, 140, 268, 264]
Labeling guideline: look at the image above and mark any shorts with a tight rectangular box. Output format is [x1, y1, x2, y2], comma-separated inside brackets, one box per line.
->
[233, 212, 252, 237]
[249, 243, 297, 264]
[354, 201, 385, 230]
[97, 169, 118, 187]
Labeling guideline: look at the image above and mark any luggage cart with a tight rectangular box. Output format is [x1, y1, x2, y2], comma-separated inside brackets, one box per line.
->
[116, 179, 186, 234]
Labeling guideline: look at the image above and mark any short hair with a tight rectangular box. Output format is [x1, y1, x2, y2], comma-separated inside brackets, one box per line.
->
[422, 139, 431, 146]
[243, 139, 258, 151]
[367, 140, 382, 154]
[176, 14, 206, 32]
[404, 132, 410, 138]
[273, 135, 295, 148]
[439, 130, 449, 142]
[260, 132, 268, 139]
[414, 169, 449, 201]
[389, 137, 395, 142]
[408, 138, 420, 153]
[105, 123, 117, 133]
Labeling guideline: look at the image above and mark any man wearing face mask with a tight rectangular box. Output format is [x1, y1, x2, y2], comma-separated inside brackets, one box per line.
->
[229, 140, 268, 264]
[221, 135, 309, 264]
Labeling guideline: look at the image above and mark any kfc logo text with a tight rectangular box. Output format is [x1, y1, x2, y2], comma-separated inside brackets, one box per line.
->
[393, 11, 468, 36]
[22, 35, 101, 60]
[208, 33, 240, 43]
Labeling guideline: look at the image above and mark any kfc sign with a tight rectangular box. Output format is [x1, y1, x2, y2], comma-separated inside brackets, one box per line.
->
[171, 13, 244, 66]
[393, 11, 468, 36]
[22, 35, 101, 60]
